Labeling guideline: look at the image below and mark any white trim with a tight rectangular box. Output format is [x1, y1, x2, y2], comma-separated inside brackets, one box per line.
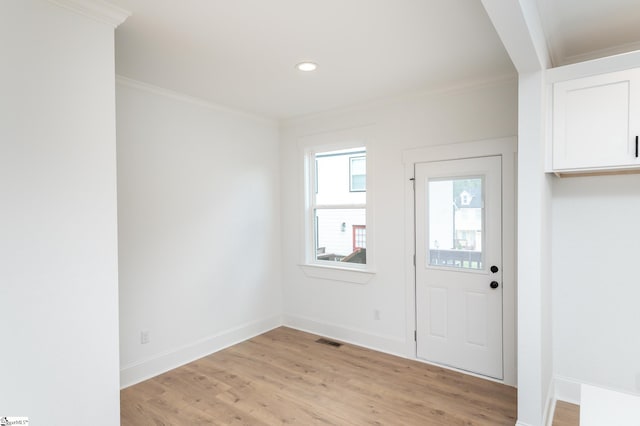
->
[554, 375, 583, 405]
[544, 80, 554, 172]
[546, 400, 558, 426]
[120, 315, 282, 389]
[480, 0, 550, 73]
[542, 376, 584, 426]
[516, 422, 535, 426]
[544, 379, 557, 426]
[403, 164, 418, 358]
[116, 76, 275, 125]
[298, 264, 375, 284]
[502, 147, 518, 387]
[403, 137, 518, 387]
[283, 314, 406, 357]
[284, 313, 517, 389]
[284, 73, 516, 124]
[562, 41, 640, 68]
[546, 50, 640, 84]
[314, 203, 366, 210]
[298, 126, 376, 278]
[47, 0, 130, 27]
[297, 126, 374, 152]
[402, 136, 518, 164]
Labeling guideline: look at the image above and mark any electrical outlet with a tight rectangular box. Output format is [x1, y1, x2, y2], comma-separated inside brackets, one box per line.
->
[374, 309, 381, 320]
[140, 330, 150, 344]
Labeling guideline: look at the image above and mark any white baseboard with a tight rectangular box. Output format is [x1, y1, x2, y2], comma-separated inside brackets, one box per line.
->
[545, 401, 557, 426]
[120, 314, 283, 389]
[554, 375, 582, 405]
[282, 314, 407, 358]
[544, 379, 557, 426]
[283, 314, 517, 388]
[535, 376, 583, 426]
[516, 422, 535, 426]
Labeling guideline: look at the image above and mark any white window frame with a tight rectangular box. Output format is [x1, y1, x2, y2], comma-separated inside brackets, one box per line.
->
[299, 134, 375, 284]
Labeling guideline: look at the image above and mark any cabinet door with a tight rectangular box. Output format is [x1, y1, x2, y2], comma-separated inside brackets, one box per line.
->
[553, 69, 640, 171]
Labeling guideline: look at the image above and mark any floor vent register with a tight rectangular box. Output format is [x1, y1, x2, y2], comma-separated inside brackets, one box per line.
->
[315, 338, 343, 348]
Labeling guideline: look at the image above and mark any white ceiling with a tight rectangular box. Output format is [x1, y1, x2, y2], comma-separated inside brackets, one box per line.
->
[535, 0, 640, 66]
[112, 0, 515, 119]
[111, 0, 640, 120]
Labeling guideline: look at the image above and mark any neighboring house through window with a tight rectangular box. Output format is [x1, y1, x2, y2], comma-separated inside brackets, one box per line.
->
[307, 147, 367, 266]
[350, 155, 366, 192]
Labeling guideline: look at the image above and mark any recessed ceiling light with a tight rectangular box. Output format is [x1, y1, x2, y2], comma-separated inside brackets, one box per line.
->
[296, 62, 318, 72]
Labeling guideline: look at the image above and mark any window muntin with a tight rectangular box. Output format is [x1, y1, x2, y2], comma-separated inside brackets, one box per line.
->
[310, 147, 366, 266]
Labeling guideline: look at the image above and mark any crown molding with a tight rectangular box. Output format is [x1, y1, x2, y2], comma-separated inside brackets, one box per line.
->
[284, 72, 517, 124]
[115, 75, 277, 125]
[48, 0, 131, 28]
[561, 40, 640, 67]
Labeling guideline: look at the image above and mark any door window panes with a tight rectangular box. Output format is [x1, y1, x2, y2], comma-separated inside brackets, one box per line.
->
[428, 177, 483, 270]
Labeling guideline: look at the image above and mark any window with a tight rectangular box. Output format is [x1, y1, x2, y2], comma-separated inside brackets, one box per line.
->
[352, 225, 366, 251]
[350, 156, 366, 192]
[428, 177, 484, 270]
[308, 147, 367, 267]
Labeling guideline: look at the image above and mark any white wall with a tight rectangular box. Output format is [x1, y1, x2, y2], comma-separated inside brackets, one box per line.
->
[116, 79, 283, 387]
[552, 174, 640, 395]
[280, 78, 517, 355]
[0, 1, 123, 424]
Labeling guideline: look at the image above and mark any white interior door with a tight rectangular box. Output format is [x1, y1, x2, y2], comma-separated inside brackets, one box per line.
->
[415, 156, 503, 379]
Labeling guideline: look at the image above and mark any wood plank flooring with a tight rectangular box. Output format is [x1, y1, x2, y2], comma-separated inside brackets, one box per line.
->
[553, 401, 580, 426]
[121, 327, 517, 425]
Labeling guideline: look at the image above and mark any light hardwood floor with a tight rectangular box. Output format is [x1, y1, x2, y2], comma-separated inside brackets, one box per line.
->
[121, 327, 517, 425]
[553, 401, 580, 426]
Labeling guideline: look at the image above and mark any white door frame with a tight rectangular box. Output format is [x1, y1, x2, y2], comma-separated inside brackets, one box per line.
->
[402, 137, 517, 387]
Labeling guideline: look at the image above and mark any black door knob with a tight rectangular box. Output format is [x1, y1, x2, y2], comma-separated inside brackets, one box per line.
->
[490, 265, 499, 273]
[490, 281, 499, 289]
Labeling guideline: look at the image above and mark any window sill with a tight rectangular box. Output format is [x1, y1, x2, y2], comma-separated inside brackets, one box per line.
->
[298, 264, 375, 284]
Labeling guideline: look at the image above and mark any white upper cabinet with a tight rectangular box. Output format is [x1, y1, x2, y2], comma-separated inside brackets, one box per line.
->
[552, 68, 640, 172]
